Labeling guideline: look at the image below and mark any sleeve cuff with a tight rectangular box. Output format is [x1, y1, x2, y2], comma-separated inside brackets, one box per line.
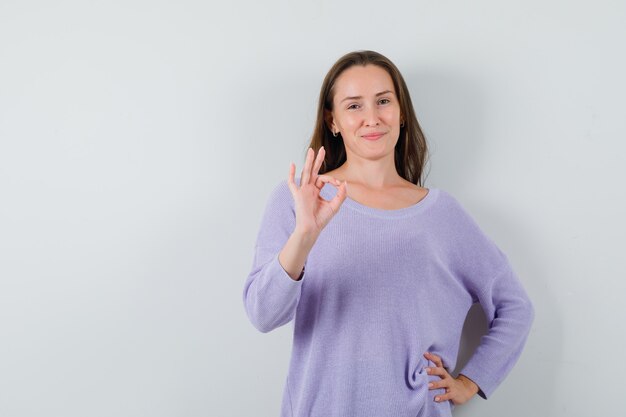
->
[271, 252, 305, 288]
[458, 365, 493, 399]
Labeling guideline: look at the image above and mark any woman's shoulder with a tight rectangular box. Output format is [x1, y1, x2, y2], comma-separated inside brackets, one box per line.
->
[416, 186, 484, 229]
[261, 178, 295, 212]
[432, 187, 457, 205]
[433, 188, 501, 247]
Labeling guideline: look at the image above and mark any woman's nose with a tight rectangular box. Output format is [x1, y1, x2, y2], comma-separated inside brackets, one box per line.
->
[364, 106, 380, 126]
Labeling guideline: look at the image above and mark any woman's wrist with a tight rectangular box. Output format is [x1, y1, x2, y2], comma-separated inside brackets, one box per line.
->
[456, 374, 479, 396]
[293, 226, 319, 243]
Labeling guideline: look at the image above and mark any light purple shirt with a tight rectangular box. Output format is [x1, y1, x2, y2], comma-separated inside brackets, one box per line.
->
[243, 178, 534, 417]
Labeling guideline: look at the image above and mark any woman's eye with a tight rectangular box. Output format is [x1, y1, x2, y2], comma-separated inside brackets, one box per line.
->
[347, 103, 360, 110]
[379, 98, 390, 105]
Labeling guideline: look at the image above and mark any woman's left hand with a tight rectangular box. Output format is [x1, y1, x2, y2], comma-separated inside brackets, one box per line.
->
[423, 352, 479, 405]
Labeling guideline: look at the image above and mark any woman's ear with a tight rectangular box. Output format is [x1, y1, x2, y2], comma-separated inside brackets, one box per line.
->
[324, 110, 335, 132]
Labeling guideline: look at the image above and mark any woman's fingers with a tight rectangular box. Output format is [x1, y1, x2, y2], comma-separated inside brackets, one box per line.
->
[425, 366, 452, 403]
[286, 147, 346, 236]
[434, 391, 454, 403]
[424, 352, 444, 368]
[328, 180, 348, 214]
[301, 148, 314, 186]
[425, 366, 447, 378]
[428, 378, 449, 390]
[425, 369, 453, 403]
[424, 351, 452, 402]
[287, 162, 297, 195]
[425, 368, 476, 404]
[315, 174, 341, 189]
[422, 354, 477, 405]
[310, 146, 325, 186]
[295, 146, 331, 189]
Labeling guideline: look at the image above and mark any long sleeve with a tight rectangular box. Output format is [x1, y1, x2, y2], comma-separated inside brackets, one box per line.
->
[242, 180, 305, 333]
[459, 254, 534, 398]
[439, 191, 534, 399]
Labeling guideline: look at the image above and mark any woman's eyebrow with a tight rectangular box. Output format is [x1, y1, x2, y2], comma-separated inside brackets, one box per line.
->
[340, 90, 394, 103]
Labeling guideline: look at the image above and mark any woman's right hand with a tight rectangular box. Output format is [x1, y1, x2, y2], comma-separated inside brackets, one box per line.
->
[287, 146, 348, 238]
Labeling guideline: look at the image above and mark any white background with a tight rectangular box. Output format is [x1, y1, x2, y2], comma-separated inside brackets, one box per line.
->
[1, 1, 624, 416]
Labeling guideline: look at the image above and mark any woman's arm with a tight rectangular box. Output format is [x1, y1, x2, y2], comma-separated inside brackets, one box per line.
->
[458, 259, 535, 399]
[278, 228, 318, 281]
[242, 181, 310, 333]
[242, 147, 347, 333]
[437, 191, 535, 399]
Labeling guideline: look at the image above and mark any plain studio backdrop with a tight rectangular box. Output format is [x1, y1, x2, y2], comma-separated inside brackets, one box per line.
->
[1, 1, 624, 416]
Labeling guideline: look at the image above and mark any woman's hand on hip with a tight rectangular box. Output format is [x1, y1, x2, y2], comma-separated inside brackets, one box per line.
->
[288, 146, 347, 237]
[423, 352, 479, 405]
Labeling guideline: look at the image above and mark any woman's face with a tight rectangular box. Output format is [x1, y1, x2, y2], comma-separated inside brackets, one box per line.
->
[328, 64, 402, 163]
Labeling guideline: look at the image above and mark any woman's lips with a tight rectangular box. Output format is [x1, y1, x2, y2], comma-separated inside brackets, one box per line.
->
[362, 132, 385, 140]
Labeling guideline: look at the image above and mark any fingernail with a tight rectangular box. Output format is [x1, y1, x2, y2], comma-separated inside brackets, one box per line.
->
[428, 383, 433, 388]
[424, 367, 430, 373]
[435, 397, 440, 402]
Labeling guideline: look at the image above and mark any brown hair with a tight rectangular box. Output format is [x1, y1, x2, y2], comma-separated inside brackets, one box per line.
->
[307, 50, 430, 186]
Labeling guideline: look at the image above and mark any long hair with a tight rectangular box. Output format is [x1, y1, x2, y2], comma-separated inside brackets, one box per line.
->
[307, 50, 430, 186]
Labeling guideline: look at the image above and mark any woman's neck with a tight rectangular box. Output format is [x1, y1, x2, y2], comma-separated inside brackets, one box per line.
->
[332, 158, 404, 191]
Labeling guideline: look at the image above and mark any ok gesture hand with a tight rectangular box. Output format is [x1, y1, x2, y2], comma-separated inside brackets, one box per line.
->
[287, 146, 347, 238]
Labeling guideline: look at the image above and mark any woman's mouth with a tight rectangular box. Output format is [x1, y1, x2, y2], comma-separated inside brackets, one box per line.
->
[362, 132, 385, 141]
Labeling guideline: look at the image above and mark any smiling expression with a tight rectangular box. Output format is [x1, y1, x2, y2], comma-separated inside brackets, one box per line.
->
[327, 64, 403, 161]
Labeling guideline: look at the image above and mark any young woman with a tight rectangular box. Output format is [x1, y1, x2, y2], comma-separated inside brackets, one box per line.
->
[243, 50, 534, 417]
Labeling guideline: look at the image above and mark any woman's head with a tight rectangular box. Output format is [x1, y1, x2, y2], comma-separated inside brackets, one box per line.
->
[308, 50, 429, 186]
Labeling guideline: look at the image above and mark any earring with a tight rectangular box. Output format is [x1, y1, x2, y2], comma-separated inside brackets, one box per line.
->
[400, 121, 405, 128]
[333, 130, 338, 137]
